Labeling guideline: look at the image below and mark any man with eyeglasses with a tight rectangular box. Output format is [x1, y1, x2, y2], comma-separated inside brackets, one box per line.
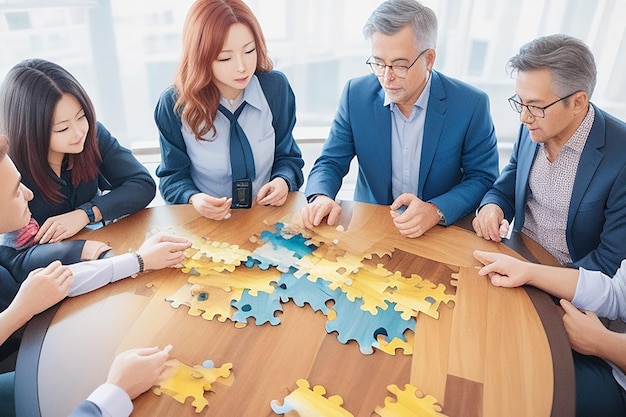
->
[473, 34, 626, 278]
[300, 0, 499, 238]
[474, 33, 626, 417]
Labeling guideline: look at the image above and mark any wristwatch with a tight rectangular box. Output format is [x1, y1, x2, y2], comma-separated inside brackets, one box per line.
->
[80, 204, 96, 224]
[434, 206, 446, 225]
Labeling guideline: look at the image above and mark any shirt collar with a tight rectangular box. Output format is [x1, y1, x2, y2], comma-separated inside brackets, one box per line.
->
[563, 104, 595, 153]
[219, 74, 264, 112]
[384, 71, 433, 114]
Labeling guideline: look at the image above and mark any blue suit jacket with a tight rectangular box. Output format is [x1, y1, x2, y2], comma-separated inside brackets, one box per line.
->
[68, 401, 102, 417]
[305, 70, 499, 225]
[481, 104, 626, 275]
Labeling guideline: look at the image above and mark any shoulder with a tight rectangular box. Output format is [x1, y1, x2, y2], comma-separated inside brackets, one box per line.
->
[594, 105, 626, 133]
[94, 122, 113, 144]
[341, 74, 383, 102]
[432, 70, 489, 101]
[157, 86, 179, 107]
[255, 70, 289, 90]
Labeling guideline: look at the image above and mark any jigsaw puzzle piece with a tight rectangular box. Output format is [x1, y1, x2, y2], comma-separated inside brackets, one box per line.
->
[231, 288, 283, 325]
[189, 264, 279, 296]
[256, 222, 317, 259]
[270, 379, 354, 417]
[374, 384, 448, 417]
[374, 330, 414, 356]
[249, 242, 301, 273]
[337, 264, 396, 314]
[326, 293, 416, 354]
[294, 253, 364, 289]
[181, 257, 237, 275]
[189, 284, 242, 322]
[274, 268, 341, 314]
[190, 239, 251, 265]
[153, 359, 232, 413]
[385, 279, 455, 320]
[166, 282, 196, 309]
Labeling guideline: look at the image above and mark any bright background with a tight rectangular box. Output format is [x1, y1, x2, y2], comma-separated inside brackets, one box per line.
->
[1, 0, 625, 190]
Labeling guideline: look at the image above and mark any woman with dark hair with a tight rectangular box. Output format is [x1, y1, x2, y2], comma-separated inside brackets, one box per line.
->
[0, 59, 156, 243]
[155, 0, 304, 220]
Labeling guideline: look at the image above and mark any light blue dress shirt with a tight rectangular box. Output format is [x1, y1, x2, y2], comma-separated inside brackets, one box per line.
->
[387, 74, 432, 200]
[180, 75, 275, 199]
[573, 262, 626, 393]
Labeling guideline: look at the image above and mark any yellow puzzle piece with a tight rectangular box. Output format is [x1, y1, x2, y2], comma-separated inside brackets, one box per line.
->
[153, 359, 233, 413]
[271, 379, 354, 417]
[374, 384, 448, 417]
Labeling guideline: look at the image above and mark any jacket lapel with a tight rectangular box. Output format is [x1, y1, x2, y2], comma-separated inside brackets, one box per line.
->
[419, 71, 446, 197]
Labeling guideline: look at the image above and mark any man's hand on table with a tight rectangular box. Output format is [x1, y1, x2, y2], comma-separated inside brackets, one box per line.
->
[300, 195, 342, 229]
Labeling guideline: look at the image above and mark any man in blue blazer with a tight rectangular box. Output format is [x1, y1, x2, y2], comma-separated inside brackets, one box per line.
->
[473, 34, 626, 277]
[301, 0, 499, 238]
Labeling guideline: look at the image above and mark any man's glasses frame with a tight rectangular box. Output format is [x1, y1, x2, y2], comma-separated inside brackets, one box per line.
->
[366, 48, 429, 79]
[508, 91, 578, 118]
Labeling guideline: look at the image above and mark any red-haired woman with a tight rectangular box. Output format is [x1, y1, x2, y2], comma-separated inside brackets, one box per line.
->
[0, 59, 156, 243]
[155, 0, 304, 220]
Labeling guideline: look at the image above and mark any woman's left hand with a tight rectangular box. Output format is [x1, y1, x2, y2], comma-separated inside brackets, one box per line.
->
[35, 210, 90, 243]
[256, 178, 289, 206]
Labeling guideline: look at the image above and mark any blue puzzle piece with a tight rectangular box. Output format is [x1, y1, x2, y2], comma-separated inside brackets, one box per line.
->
[274, 268, 341, 314]
[231, 289, 283, 326]
[325, 292, 416, 354]
[259, 222, 316, 259]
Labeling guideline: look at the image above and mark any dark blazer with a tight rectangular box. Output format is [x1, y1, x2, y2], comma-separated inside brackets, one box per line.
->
[481, 104, 626, 275]
[305, 70, 499, 225]
[155, 70, 304, 205]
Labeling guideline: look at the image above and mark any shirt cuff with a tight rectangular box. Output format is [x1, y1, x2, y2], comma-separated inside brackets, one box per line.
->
[86, 383, 133, 417]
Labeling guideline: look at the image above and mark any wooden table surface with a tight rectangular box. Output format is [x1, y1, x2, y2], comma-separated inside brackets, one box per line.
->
[15, 192, 574, 417]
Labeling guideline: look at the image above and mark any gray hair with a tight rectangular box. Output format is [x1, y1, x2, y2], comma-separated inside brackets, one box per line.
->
[363, 0, 437, 50]
[507, 34, 596, 98]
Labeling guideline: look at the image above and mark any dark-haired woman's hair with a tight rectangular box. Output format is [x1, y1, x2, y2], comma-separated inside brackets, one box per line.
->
[0, 58, 102, 203]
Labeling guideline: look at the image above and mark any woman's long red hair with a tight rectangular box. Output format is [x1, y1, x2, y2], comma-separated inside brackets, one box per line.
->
[174, 0, 273, 140]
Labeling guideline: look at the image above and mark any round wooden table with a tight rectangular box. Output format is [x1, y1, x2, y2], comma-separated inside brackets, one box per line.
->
[16, 192, 574, 417]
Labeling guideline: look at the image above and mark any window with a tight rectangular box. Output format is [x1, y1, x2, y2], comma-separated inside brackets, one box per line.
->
[1, 0, 625, 149]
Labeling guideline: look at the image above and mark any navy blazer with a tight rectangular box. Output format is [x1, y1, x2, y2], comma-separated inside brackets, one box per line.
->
[481, 104, 626, 275]
[305, 70, 499, 225]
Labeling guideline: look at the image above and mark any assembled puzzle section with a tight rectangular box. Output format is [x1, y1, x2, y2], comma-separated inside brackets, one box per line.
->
[167, 220, 456, 355]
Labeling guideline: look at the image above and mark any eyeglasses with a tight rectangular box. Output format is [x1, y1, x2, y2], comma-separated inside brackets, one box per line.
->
[366, 49, 429, 79]
[508, 91, 578, 118]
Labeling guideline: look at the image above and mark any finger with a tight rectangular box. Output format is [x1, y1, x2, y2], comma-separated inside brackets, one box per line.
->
[326, 206, 341, 226]
[312, 205, 328, 227]
[40, 260, 63, 274]
[499, 219, 509, 238]
[559, 299, 581, 316]
[133, 346, 163, 358]
[472, 250, 493, 266]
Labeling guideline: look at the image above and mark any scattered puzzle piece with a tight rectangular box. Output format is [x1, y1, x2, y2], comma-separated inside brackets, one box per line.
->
[274, 268, 340, 314]
[326, 292, 416, 355]
[374, 384, 448, 417]
[271, 379, 354, 417]
[153, 359, 232, 413]
[231, 288, 283, 325]
[374, 330, 415, 356]
[189, 264, 279, 296]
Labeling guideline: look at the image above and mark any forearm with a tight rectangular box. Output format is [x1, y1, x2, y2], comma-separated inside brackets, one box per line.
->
[523, 262, 579, 300]
[0, 305, 31, 345]
[67, 253, 139, 296]
[592, 328, 626, 373]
